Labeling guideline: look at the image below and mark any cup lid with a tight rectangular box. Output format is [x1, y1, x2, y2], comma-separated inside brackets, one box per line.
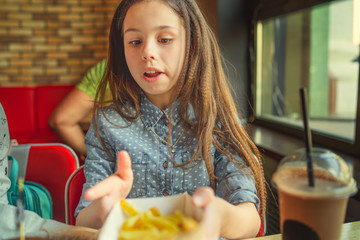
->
[272, 148, 358, 198]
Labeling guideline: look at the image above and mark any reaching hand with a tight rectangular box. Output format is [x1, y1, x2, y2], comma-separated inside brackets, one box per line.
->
[191, 187, 221, 240]
[82, 151, 134, 226]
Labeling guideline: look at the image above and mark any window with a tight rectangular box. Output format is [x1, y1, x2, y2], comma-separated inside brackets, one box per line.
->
[254, 0, 360, 157]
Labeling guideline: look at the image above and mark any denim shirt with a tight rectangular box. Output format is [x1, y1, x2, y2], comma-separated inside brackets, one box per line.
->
[75, 94, 260, 221]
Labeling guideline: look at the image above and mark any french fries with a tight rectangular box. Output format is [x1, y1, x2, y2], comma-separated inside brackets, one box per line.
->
[118, 200, 198, 240]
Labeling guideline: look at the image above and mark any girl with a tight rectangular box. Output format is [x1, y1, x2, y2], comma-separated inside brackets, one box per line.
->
[75, 0, 266, 239]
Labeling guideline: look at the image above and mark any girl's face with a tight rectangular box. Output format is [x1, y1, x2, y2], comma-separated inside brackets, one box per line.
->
[123, 0, 186, 110]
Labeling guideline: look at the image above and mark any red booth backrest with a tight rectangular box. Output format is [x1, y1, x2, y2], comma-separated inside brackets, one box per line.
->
[65, 165, 85, 225]
[0, 84, 75, 144]
[10, 143, 79, 223]
[0, 87, 36, 138]
[36, 85, 74, 132]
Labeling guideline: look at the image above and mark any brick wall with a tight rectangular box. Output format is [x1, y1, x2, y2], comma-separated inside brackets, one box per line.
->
[0, 0, 119, 86]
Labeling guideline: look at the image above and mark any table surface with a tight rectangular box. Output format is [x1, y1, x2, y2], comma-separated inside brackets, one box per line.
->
[245, 221, 360, 240]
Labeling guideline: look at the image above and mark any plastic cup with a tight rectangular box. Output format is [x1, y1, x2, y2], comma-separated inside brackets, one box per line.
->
[272, 148, 357, 240]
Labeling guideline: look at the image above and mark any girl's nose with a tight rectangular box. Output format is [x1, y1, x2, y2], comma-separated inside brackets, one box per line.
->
[141, 41, 156, 61]
[142, 55, 155, 61]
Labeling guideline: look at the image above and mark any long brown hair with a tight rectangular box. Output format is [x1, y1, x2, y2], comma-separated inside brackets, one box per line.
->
[95, 0, 266, 222]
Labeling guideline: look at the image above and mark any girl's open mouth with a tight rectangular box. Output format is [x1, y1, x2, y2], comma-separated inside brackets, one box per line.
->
[144, 71, 161, 78]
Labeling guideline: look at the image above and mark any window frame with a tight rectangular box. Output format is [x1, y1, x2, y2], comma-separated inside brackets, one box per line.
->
[250, 0, 360, 158]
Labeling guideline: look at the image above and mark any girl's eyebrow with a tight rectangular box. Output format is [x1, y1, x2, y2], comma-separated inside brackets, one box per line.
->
[124, 25, 178, 34]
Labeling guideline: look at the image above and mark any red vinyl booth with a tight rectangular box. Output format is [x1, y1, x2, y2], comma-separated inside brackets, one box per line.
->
[10, 143, 80, 223]
[65, 165, 85, 225]
[0, 84, 75, 144]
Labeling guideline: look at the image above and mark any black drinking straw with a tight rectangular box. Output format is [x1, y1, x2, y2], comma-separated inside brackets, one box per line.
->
[300, 88, 315, 187]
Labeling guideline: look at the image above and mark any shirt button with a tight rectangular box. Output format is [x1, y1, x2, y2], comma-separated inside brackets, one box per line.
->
[163, 189, 169, 196]
[163, 161, 169, 169]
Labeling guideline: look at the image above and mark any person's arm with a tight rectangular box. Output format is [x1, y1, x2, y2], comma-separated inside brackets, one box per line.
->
[206, 145, 262, 239]
[75, 151, 133, 228]
[192, 187, 261, 240]
[48, 88, 94, 157]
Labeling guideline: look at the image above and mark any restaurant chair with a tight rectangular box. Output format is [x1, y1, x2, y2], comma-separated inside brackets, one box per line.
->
[65, 165, 85, 225]
[259, 215, 266, 236]
[9, 143, 80, 223]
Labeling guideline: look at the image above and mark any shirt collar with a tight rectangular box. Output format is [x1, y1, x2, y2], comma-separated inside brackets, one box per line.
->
[139, 91, 181, 129]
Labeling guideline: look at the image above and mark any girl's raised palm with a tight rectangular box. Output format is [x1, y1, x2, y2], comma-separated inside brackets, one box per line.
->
[84, 151, 134, 224]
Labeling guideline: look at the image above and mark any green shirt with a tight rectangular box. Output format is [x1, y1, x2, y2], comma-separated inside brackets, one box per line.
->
[76, 58, 109, 100]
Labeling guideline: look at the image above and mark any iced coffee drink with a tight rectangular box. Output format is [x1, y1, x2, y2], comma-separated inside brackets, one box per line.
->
[272, 148, 357, 240]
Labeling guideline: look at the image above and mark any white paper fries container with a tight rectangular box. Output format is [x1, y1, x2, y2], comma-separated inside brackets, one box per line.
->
[98, 192, 203, 240]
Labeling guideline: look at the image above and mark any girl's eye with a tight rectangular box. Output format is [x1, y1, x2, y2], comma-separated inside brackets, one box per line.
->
[159, 38, 172, 44]
[129, 40, 142, 46]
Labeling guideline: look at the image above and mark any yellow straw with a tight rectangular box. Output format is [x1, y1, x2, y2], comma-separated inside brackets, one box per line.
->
[17, 177, 25, 240]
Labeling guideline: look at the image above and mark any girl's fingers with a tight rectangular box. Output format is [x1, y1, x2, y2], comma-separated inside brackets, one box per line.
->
[84, 174, 122, 200]
[116, 151, 133, 182]
[192, 187, 219, 240]
[84, 151, 133, 201]
[191, 186, 215, 207]
[114, 150, 134, 198]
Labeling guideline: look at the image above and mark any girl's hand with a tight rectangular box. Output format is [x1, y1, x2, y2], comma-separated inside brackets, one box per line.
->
[78, 151, 133, 228]
[191, 187, 261, 240]
[191, 187, 221, 240]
